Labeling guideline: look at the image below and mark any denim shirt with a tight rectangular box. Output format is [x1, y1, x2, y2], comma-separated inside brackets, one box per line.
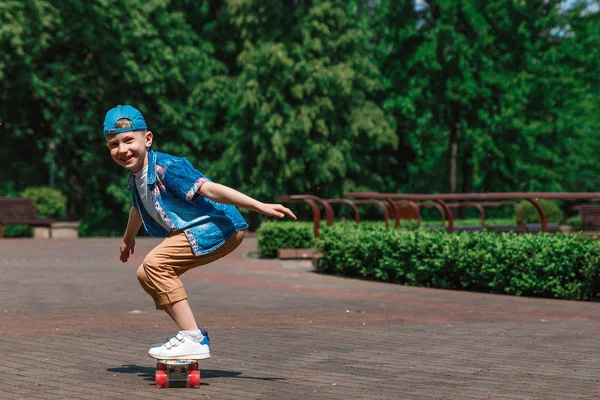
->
[126, 150, 248, 256]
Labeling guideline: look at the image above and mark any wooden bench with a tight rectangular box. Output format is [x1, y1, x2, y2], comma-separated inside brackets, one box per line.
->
[0, 198, 55, 238]
[581, 204, 600, 231]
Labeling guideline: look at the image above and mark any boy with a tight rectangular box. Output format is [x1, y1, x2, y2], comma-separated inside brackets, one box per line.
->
[103, 104, 296, 360]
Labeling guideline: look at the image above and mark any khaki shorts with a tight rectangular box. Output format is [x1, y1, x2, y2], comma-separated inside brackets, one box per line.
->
[136, 230, 246, 309]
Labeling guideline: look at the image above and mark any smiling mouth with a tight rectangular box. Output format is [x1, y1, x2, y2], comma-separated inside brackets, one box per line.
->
[120, 155, 134, 163]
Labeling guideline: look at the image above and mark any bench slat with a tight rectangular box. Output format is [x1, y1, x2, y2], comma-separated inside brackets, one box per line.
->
[581, 204, 600, 230]
[0, 198, 56, 237]
[0, 219, 54, 225]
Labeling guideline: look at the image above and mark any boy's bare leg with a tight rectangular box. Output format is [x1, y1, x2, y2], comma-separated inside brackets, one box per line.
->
[165, 299, 198, 331]
[148, 298, 210, 359]
[163, 307, 177, 324]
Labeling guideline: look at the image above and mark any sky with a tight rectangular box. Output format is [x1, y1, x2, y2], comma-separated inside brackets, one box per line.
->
[562, 0, 600, 12]
[413, 0, 599, 13]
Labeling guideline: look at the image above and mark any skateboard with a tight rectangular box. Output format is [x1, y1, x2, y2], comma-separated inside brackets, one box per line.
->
[155, 359, 201, 388]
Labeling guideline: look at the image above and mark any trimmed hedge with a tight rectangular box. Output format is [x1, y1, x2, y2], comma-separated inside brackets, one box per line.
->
[568, 215, 583, 231]
[315, 224, 600, 301]
[398, 217, 516, 230]
[257, 219, 536, 257]
[517, 199, 563, 224]
[256, 221, 314, 258]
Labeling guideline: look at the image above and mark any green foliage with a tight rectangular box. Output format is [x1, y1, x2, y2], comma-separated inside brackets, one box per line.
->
[0, 0, 598, 236]
[568, 215, 583, 231]
[315, 224, 600, 301]
[517, 199, 563, 224]
[256, 221, 314, 258]
[2, 225, 31, 238]
[406, 217, 516, 229]
[0, 0, 223, 236]
[204, 0, 397, 202]
[257, 218, 524, 254]
[372, 0, 600, 194]
[21, 186, 67, 219]
[0, 181, 21, 197]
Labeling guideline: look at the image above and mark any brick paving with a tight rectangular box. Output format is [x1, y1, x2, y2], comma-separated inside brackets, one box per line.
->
[0, 235, 599, 399]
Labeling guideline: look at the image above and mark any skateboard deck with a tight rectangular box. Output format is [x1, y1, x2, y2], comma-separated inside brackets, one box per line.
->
[155, 359, 200, 388]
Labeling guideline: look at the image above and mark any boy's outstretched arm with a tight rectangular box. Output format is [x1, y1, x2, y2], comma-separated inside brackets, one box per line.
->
[198, 182, 297, 220]
[120, 206, 142, 262]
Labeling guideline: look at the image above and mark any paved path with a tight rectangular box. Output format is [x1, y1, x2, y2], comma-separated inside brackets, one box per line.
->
[0, 235, 599, 399]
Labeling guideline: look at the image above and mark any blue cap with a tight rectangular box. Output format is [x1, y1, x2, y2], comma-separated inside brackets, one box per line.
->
[103, 105, 148, 136]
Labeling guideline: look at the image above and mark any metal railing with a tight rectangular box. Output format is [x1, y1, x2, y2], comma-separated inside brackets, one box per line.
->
[345, 192, 600, 233]
[277, 192, 600, 236]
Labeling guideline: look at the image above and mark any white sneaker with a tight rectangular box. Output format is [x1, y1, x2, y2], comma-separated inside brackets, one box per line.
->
[150, 326, 210, 348]
[148, 332, 211, 360]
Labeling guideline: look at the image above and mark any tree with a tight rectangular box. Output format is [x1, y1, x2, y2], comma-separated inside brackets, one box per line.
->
[372, 0, 600, 197]
[0, 0, 224, 234]
[193, 1, 397, 215]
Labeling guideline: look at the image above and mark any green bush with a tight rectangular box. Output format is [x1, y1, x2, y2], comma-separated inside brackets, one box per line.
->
[516, 199, 563, 224]
[256, 218, 523, 256]
[315, 223, 600, 301]
[401, 218, 519, 230]
[21, 186, 67, 219]
[1, 187, 67, 238]
[256, 221, 314, 258]
[2, 225, 31, 237]
[567, 215, 583, 231]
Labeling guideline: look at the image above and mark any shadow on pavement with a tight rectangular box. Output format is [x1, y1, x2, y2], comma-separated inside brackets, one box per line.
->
[202, 369, 285, 381]
[107, 364, 286, 383]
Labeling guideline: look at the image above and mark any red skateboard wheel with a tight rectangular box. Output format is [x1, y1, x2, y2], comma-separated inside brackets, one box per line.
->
[186, 370, 200, 388]
[155, 370, 168, 388]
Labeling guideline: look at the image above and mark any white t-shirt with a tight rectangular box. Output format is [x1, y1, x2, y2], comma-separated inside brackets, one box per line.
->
[134, 165, 170, 231]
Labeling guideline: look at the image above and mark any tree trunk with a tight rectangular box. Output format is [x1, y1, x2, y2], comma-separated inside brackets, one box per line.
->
[449, 137, 458, 193]
[68, 170, 82, 221]
[448, 103, 460, 193]
[459, 152, 473, 218]
[462, 154, 473, 194]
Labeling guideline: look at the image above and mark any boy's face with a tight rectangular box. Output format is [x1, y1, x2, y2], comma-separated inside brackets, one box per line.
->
[105, 130, 153, 173]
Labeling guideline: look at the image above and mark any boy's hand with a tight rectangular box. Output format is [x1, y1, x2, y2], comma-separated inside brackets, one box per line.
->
[258, 203, 297, 220]
[120, 237, 135, 262]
